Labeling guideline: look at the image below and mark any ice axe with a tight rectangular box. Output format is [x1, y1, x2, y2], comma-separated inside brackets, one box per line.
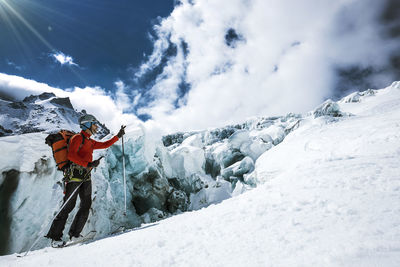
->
[121, 125, 127, 216]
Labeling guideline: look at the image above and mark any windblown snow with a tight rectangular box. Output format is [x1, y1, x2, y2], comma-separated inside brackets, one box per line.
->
[1, 81, 400, 266]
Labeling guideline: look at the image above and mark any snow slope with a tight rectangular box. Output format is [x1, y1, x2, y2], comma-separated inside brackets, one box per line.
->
[1, 82, 400, 266]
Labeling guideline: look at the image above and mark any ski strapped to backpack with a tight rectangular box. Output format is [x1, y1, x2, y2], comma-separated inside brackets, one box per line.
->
[45, 130, 85, 171]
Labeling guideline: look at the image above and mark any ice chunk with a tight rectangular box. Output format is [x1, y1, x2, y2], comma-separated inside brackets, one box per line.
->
[221, 156, 255, 179]
[255, 125, 285, 146]
[204, 152, 221, 178]
[339, 92, 361, 103]
[243, 171, 257, 187]
[167, 189, 188, 213]
[339, 89, 375, 103]
[228, 129, 276, 161]
[189, 177, 231, 210]
[390, 81, 400, 89]
[168, 173, 205, 196]
[141, 208, 166, 224]
[131, 166, 170, 215]
[106, 151, 118, 169]
[211, 142, 244, 168]
[228, 130, 249, 150]
[181, 134, 203, 148]
[155, 146, 174, 178]
[170, 145, 205, 179]
[109, 133, 148, 176]
[239, 139, 272, 161]
[232, 181, 250, 197]
[253, 131, 273, 144]
[313, 100, 344, 118]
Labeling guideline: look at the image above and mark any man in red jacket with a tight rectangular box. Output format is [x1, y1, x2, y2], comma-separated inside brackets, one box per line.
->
[46, 114, 125, 247]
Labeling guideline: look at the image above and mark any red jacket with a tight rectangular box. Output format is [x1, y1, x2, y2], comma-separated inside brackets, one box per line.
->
[68, 130, 119, 167]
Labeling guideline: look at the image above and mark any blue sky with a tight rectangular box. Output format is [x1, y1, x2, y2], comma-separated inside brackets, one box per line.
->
[0, 0, 399, 133]
[0, 0, 174, 91]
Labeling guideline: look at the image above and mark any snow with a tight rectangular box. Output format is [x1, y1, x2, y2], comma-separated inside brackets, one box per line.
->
[0, 133, 53, 173]
[1, 82, 400, 266]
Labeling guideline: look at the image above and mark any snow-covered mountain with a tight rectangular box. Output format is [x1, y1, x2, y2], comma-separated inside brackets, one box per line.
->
[0, 81, 400, 266]
[0, 92, 110, 138]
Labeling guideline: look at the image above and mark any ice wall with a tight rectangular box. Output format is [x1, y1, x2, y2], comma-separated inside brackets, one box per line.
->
[0, 133, 63, 255]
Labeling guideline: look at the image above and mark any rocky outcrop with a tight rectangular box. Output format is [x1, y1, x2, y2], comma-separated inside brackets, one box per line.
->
[0, 92, 110, 138]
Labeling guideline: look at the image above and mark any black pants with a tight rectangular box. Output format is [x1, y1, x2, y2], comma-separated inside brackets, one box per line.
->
[46, 180, 92, 240]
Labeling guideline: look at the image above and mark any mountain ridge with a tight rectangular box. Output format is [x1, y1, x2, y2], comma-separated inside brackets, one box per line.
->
[0, 92, 110, 139]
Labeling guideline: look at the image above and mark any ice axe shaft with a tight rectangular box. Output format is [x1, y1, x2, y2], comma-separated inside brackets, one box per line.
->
[122, 134, 127, 216]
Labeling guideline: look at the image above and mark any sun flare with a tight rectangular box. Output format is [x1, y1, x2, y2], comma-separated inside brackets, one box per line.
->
[0, 0, 53, 50]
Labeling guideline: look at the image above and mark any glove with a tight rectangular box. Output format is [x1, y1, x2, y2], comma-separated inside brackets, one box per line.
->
[87, 159, 100, 168]
[117, 125, 126, 138]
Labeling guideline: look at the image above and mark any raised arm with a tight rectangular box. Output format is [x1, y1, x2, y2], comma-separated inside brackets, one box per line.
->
[93, 136, 119, 150]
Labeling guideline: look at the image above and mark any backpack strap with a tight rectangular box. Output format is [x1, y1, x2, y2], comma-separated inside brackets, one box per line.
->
[67, 132, 86, 154]
[78, 132, 86, 153]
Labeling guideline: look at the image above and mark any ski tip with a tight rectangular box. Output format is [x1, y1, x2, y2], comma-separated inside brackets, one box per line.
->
[18, 251, 30, 257]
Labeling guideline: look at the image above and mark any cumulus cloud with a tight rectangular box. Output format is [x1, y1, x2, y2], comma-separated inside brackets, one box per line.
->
[1, 0, 398, 136]
[0, 73, 140, 133]
[51, 51, 78, 67]
[135, 0, 400, 132]
[0, 73, 67, 99]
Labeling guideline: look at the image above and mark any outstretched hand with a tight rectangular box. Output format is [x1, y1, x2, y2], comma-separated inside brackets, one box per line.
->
[117, 125, 126, 138]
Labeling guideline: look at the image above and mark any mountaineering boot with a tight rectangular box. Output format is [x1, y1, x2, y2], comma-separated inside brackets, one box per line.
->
[51, 239, 66, 248]
[67, 234, 84, 245]
[63, 231, 96, 247]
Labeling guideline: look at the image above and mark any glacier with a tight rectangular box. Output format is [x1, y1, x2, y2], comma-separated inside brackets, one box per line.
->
[0, 92, 301, 255]
[0, 81, 399, 265]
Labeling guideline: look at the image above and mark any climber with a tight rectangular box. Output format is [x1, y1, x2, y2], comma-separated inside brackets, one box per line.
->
[45, 114, 125, 247]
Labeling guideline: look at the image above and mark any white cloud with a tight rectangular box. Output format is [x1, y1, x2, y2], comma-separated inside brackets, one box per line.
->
[136, 0, 399, 132]
[114, 80, 132, 112]
[0, 73, 67, 99]
[51, 51, 78, 67]
[1, 0, 398, 136]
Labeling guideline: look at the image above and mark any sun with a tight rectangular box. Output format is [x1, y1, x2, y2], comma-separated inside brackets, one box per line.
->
[0, 0, 53, 50]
